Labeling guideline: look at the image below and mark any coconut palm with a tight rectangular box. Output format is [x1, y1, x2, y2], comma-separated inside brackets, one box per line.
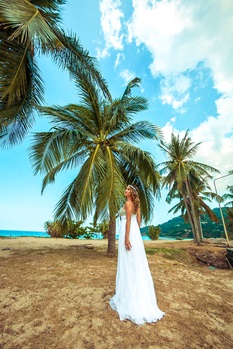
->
[0, 0, 109, 147]
[29, 75, 162, 255]
[159, 131, 219, 244]
[225, 208, 233, 239]
[222, 185, 233, 208]
[167, 171, 220, 239]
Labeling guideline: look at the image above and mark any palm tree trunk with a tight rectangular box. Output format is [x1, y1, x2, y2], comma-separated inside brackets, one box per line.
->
[107, 216, 116, 256]
[181, 192, 197, 242]
[197, 215, 204, 239]
[185, 179, 202, 245]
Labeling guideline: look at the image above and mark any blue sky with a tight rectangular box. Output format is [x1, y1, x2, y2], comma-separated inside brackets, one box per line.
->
[1, 0, 233, 231]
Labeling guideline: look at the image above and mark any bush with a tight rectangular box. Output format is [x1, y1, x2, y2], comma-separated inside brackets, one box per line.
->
[148, 225, 161, 240]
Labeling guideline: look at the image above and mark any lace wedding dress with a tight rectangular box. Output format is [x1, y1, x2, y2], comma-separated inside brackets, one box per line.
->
[110, 208, 165, 325]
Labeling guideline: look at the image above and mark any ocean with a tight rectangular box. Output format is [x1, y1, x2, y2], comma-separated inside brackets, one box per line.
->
[0, 229, 153, 240]
[0, 230, 179, 240]
[0, 230, 50, 238]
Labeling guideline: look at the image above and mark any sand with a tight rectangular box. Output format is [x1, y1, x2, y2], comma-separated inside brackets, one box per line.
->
[0, 237, 232, 349]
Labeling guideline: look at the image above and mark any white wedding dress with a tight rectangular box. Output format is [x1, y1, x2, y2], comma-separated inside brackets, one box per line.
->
[110, 208, 165, 325]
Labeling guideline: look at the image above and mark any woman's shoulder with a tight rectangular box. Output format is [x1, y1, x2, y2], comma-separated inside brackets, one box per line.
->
[125, 201, 133, 209]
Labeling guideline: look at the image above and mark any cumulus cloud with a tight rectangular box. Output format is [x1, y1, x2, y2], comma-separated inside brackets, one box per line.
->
[97, 0, 124, 59]
[160, 74, 191, 110]
[120, 69, 136, 85]
[98, 0, 233, 187]
[190, 95, 233, 182]
[127, 0, 233, 188]
[127, 0, 233, 94]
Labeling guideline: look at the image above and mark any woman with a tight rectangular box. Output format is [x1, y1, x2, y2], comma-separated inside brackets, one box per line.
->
[110, 185, 165, 325]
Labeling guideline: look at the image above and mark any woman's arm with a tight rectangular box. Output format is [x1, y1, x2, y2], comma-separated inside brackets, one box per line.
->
[125, 201, 133, 250]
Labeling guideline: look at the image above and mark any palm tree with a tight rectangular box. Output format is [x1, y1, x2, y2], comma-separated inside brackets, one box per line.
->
[225, 208, 233, 239]
[29, 75, 162, 255]
[167, 171, 220, 239]
[159, 131, 219, 244]
[0, 0, 109, 147]
[222, 185, 233, 207]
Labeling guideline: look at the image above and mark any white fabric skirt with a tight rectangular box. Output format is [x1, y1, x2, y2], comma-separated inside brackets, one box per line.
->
[110, 214, 165, 325]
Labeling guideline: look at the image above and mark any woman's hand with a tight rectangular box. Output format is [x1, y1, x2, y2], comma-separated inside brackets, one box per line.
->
[125, 238, 132, 250]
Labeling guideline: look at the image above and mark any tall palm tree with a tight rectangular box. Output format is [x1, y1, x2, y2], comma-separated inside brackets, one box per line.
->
[225, 208, 233, 239]
[0, 0, 109, 147]
[222, 185, 233, 207]
[167, 171, 220, 239]
[29, 75, 162, 255]
[159, 131, 219, 244]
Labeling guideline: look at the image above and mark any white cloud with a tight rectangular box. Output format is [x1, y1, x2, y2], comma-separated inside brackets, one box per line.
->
[98, 0, 233, 187]
[194, 97, 201, 103]
[120, 69, 136, 85]
[126, 0, 233, 189]
[97, 0, 124, 59]
[160, 74, 191, 110]
[190, 95, 233, 179]
[114, 53, 125, 69]
[127, 0, 233, 96]
[170, 117, 176, 123]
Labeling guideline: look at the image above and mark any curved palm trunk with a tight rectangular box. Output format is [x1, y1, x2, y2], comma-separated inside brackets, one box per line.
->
[181, 191, 196, 242]
[108, 215, 116, 256]
[185, 179, 202, 245]
[197, 215, 204, 239]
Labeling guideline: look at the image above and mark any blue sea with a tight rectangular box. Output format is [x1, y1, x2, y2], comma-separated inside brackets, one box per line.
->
[0, 229, 181, 241]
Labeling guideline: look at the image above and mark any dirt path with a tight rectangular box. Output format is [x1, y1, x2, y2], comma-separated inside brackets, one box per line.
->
[0, 238, 232, 349]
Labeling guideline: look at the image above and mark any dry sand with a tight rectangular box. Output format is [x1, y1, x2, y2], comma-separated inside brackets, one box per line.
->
[0, 237, 232, 349]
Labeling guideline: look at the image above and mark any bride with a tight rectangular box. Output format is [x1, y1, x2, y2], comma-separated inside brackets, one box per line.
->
[110, 185, 165, 325]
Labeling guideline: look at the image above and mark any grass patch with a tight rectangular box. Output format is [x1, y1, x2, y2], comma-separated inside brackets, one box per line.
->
[145, 247, 193, 263]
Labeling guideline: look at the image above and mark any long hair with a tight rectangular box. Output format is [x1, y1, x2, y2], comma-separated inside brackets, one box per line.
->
[129, 185, 140, 214]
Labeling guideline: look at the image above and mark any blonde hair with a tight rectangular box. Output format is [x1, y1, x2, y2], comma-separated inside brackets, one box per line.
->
[128, 185, 140, 214]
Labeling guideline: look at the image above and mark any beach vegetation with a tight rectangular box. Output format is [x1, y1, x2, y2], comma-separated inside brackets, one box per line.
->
[225, 208, 233, 239]
[0, 0, 109, 148]
[222, 184, 233, 208]
[145, 247, 192, 263]
[159, 131, 220, 245]
[44, 219, 86, 239]
[30, 75, 162, 255]
[148, 225, 161, 240]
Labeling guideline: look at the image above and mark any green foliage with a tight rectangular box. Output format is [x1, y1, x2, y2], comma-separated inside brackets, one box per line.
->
[87, 220, 109, 239]
[157, 208, 228, 239]
[30, 76, 162, 227]
[148, 225, 160, 240]
[0, 0, 109, 147]
[44, 219, 110, 239]
[145, 247, 190, 263]
[226, 208, 233, 239]
[44, 219, 86, 239]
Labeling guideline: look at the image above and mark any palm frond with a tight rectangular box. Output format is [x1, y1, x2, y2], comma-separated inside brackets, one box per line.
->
[47, 28, 111, 99]
[121, 77, 141, 99]
[0, 55, 44, 148]
[109, 121, 162, 144]
[54, 178, 79, 221]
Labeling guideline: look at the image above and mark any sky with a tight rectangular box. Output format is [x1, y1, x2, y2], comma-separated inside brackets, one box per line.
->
[1, 0, 233, 232]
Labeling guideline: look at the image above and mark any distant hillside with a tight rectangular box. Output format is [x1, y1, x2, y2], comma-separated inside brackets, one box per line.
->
[141, 208, 228, 239]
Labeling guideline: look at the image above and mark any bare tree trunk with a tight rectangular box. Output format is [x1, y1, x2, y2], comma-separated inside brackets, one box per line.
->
[185, 179, 202, 245]
[107, 217, 116, 256]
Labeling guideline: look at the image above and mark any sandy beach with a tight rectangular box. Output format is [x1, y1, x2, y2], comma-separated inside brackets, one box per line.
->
[0, 237, 232, 349]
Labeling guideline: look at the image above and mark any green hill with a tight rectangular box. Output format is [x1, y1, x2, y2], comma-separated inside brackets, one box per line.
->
[141, 208, 228, 239]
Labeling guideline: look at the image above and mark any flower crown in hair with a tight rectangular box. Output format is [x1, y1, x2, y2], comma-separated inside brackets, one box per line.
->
[129, 185, 137, 192]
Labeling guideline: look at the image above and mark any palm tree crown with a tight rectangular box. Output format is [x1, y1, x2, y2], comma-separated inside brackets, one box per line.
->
[158, 131, 219, 244]
[29, 75, 162, 253]
[0, 0, 109, 147]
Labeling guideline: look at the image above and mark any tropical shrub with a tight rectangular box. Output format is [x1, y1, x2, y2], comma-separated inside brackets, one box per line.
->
[148, 225, 161, 240]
